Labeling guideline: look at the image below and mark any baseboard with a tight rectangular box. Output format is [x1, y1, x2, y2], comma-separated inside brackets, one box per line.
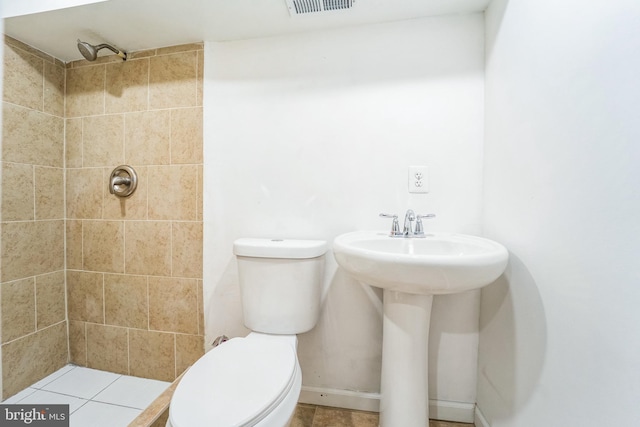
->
[474, 405, 491, 427]
[299, 386, 475, 423]
[428, 399, 475, 423]
[299, 386, 380, 412]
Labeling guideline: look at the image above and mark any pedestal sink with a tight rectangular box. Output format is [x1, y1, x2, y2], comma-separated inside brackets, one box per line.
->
[333, 231, 508, 427]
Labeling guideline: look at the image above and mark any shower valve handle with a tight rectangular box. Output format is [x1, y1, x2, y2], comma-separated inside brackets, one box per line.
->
[109, 165, 138, 198]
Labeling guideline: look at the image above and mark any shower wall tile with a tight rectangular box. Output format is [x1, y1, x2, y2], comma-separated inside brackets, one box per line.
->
[69, 321, 87, 366]
[82, 114, 125, 167]
[86, 323, 129, 374]
[2, 103, 64, 167]
[66, 220, 84, 270]
[124, 110, 171, 165]
[170, 108, 203, 164]
[147, 165, 197, 221]
[44, 61, 65, 117]
[172, 222, 203, 279]
[66, 65, 105, 117]
[66, 168, 103, 219]
[129, 329, 175, 382]
[4, 36, 58, 65]
[124, 221, 172, 276]
[1, 37, 68, 400]
[35, 166, 64, 220]
[197, 280, 204, 336]
[36, 271, 66, 330]
[65, 118, 83, 168]
[3, 42, 44, 111]
[105, 58, 149, 114]
[148, 277, 198, 334]
[103, 166, 149, 220]
[104, 274, 148, 329]
[197, 50, 204, 107]
[175, 334, 204, 377]
[1, 220, 64, 282]
[64, 43, 204, 384]
[1, 278, 36, 343]
[2, 322, 68, 399]
[197, 165, 203, 222]
[149, 51, 198, 109]
[82, 220, 125, 273]
[67, 270, 104, 324]
[1, 162, 35, 221]
[128, 49, 157, 60]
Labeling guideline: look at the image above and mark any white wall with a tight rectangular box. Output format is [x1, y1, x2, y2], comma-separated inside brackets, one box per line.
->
[203, 14, 485, 412]
[479, 0, 640, 425]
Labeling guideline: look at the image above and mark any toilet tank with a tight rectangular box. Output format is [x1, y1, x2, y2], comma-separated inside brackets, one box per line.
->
[233, 238, 327, 335]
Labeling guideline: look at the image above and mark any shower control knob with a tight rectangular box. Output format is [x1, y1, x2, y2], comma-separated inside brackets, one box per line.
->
[109, 165, 138, 198]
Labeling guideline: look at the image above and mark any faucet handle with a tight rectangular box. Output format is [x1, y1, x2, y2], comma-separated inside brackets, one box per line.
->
[379, 213, 401, 236]
[414, 213, 436, 235]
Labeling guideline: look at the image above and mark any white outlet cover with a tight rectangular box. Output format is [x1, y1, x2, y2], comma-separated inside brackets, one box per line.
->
[408, 165, 429, 193]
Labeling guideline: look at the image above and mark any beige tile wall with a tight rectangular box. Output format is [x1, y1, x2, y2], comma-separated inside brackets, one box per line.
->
[64, 43, 205, 382]
[1, 35, 205, 398]
[1, 36, 68, 398]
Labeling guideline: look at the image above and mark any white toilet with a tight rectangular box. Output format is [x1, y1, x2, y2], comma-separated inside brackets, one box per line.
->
[168, 238, 327, 427]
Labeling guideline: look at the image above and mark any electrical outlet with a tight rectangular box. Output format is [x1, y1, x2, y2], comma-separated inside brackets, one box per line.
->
[408, 166, 429, 193]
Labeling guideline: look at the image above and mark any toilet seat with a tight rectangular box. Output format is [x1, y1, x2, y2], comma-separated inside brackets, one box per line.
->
[169, 336, 297, 427]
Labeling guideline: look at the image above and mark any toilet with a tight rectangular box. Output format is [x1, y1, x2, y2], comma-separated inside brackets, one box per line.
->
[168, 238, 327, 427]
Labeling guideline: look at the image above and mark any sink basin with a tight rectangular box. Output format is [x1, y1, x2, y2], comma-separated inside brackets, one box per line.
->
[333, 230, 509, 427]
[333, 231, 509, 295]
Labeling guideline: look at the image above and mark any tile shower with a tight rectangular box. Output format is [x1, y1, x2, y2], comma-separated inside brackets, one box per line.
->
[1, 35, 204, 399]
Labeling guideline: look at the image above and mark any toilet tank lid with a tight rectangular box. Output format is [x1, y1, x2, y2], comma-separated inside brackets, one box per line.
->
[233, 238, 327, 259]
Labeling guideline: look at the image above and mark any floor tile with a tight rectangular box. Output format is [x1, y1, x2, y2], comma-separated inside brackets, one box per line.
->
[31, 364, 76, 389]
[71, 401, 141, 427]
[19, 389, 88, 414]
[311, 406, 379, 427]
[42, 367, 121, 399]
[291, 403, 316, 427]
[2, 387, 37, 403]
[92, 375, 170, 409]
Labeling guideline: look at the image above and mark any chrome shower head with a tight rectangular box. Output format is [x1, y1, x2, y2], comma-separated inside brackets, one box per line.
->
[77, 39, 127, 61]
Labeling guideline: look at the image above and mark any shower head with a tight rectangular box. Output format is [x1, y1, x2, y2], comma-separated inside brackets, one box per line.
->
[77, 39, 127, 61]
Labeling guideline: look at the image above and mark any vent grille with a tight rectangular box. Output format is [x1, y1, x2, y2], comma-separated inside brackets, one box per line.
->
[286, 0, 355, 15]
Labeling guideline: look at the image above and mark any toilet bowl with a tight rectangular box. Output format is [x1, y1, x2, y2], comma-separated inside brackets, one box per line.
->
[169, 333, 301, 427]
[169, 238, 327, 427]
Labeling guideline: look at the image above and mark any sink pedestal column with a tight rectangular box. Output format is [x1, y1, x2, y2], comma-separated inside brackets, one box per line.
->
[380, 290, 433, 427]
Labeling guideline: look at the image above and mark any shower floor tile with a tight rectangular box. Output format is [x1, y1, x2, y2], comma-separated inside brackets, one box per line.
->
[2, 364, 170, 427]
[41, 366, 121, 399]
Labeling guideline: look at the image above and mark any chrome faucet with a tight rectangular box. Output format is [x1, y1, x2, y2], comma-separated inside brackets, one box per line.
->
[403, 209, 416, 235]
[380, 209, 436, 238]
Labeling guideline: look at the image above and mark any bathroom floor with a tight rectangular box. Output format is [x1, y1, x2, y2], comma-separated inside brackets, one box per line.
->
[1, 364, 170, 427]
[292, 403, 475, 427]
[3, 364, 475, 427]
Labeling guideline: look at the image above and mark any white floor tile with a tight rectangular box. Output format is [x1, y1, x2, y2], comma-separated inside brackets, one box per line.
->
[70, 401, 141, 427]
[19, 390, 88, 414]
[92, 375, 170, 409]
[42, 367, 121, 399]
[2, 387, 37, 403]
[30, 364, 77, 389]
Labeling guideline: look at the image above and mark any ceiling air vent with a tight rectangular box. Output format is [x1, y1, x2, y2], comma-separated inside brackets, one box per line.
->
[286, 0, 355, 16]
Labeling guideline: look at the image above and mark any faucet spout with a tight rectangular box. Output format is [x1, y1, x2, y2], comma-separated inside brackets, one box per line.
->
[403, 209, 415, 235]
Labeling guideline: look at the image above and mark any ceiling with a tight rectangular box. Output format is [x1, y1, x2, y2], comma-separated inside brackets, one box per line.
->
[4, 0, 491, 63]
